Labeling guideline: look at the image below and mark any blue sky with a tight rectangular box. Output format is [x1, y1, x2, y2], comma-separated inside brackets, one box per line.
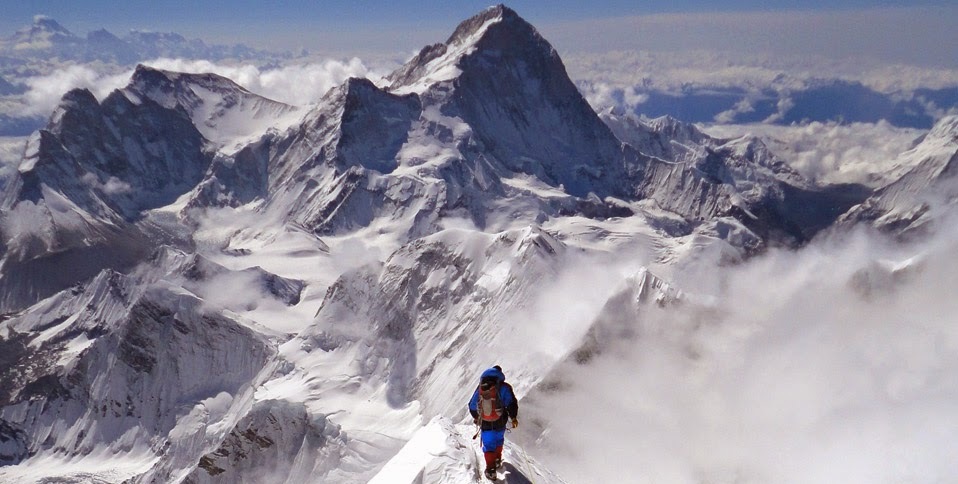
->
[3, 1, 953, 37]
[2, 1, 956, 66]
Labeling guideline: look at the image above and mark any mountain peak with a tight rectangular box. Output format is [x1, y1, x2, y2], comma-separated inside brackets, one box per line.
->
[131, 63, 173, 83]
[443, 4, 521, 45]
[127, 64, 252, 99]
[387, 4, 547, 93]
[7, 15, 77, 47]
[30, 15, 71, 35]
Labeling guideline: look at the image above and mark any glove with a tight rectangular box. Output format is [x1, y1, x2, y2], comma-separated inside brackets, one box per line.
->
[511, 418, 519, 429]
[473, 417, 480, 426]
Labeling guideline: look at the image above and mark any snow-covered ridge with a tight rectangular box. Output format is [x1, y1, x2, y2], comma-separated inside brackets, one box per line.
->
[387, 4, 515, 94]
[838, 114, 958, 236]
[124, 65, 302, 152]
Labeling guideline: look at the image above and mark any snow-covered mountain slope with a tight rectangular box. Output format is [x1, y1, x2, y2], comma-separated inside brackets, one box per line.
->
[601, 109, 871, 244]
[388, 5, 631, 200]
[227, 3, 864, 252]
[2, 4, 945, 484]
[286, 226, 567, 417]
[181, 398, 349, 484]
[10, 86, 211, 220]
[837, 114, 958, 236]
[0, 264, 277, 482]
[125, 65, 301, 153]
[0, 245, 369, 483]
[0, 81, 214, 311]
[0, 64, 300, 311]
[367, 416, 567, 484]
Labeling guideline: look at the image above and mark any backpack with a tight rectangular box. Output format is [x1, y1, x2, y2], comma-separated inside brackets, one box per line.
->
[478, 377, 504, 422]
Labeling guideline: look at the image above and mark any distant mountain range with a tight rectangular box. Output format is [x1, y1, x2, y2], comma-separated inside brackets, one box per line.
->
[0, 15, 278, 64]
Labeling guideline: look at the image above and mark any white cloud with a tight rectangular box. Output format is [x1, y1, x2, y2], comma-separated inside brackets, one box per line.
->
[15, 56, 389, 120]
[142, 57, 385, 106]
[522, 216, 958, 483]
[0, 136, 27, 182]
[702, 121, 925, 186]
[19, 64, 130, 117]
[565, 49, 958, 118]
[81, 172, 132, 195]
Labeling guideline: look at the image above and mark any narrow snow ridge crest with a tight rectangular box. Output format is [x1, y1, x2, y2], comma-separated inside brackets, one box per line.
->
[927, 114, 958, 143]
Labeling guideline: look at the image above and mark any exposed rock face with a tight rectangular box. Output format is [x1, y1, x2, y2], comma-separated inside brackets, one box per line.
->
[0, 261, 279, 482]
[183, 400, 347, 484]
[0, 80, 211, 311]
[0, 420, 28, 465]
[601, 110, 871, 244]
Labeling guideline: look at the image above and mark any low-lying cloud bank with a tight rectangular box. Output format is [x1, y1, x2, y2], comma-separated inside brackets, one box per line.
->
[703, 121, 924, 187]
[567, 50, 958, 128]
[523, 217, 958, 484]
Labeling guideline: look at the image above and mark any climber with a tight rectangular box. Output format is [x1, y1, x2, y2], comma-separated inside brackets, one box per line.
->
[468, 365, 519, 481]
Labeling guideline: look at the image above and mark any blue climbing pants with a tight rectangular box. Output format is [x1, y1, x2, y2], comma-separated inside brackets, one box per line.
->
[480, 428, 506, 452]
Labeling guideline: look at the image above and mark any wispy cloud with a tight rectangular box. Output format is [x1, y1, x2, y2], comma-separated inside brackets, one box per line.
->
[523, 214, 958, 483]
[20, 64, 131, 117]
[0, 136, 27, 183]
